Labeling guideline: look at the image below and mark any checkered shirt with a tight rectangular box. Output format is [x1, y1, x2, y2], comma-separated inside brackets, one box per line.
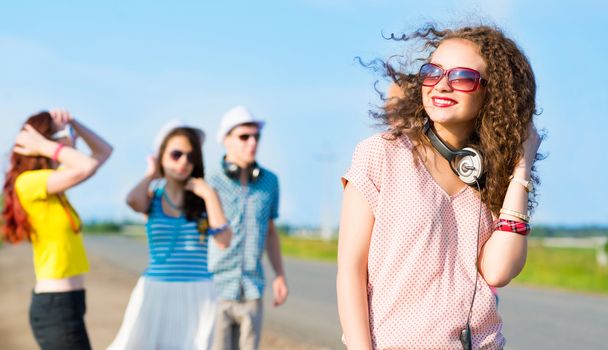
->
[207, 165, 279, 300]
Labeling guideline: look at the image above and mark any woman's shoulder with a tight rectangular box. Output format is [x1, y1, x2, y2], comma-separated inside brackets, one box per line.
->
[16, 168, 54, 179]
[14, 169, 54, 189]
[353, 131, 414, 158]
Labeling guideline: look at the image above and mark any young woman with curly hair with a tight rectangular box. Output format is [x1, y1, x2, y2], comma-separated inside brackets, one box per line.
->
[2, 109, 113, 349]
[337, 25, 542, 349]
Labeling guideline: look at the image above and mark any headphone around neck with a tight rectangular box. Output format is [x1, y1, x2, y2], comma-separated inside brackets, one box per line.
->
[222, 157, 262, 183]
[423, 121, 484, 185]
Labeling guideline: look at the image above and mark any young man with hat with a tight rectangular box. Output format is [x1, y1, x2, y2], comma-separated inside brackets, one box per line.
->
[208, 106, 288, 350]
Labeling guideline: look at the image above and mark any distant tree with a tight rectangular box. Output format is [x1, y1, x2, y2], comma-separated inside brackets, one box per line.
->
[84, 220, 122, 233]
[531, 225, 608, 238]
[275, 224, 291, 236]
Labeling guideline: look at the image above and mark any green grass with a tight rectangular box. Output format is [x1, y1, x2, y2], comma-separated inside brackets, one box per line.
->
[280, 235, 338, 262]
[279, 235, 608, 294]
[82, 221, 123, 234]
[513, 245, 608, 294]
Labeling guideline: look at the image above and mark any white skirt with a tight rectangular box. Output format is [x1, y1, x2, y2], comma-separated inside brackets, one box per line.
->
[107, 276, 218, 350]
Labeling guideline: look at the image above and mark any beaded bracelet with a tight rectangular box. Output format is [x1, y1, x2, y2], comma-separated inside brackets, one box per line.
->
[207, 223, 229, 236]
[494, 218, 531, 236]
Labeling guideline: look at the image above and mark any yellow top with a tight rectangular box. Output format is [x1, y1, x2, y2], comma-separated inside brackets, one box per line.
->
[15, 169, 89, 279]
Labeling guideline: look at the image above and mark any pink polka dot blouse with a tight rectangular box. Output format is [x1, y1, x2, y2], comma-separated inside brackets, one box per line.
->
[342, 133, 505, 350]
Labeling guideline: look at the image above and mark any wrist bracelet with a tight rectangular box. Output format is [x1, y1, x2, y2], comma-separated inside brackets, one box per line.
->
[509, 175, 533, 192]
[499, 208, 530, 222]
[495, 218, 530, 236]
[52, 144, 65, 162]
[207, 223, 229, 236]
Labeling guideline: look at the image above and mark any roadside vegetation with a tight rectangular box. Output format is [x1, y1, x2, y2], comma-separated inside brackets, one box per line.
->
[3, 218, 607, 294]
[515, 244, 608, 294]
[276, 226, 608, 295]
[84, 220, 123, 233]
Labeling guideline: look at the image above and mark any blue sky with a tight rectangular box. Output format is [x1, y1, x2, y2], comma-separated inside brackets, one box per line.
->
[1, 0, 607, 227]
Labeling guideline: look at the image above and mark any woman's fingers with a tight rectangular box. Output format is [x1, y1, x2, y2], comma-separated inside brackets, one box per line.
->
[22, 123, 35, 132]
[50, 108, 71, 128]
[145, 155, 160, 177]
[13, 145, 30, 155]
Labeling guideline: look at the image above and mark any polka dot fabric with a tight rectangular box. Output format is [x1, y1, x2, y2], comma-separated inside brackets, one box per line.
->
[343, 133, 505, 350]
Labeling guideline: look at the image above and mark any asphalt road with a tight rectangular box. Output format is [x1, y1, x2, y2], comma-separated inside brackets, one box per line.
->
[85, 235, 608, 350]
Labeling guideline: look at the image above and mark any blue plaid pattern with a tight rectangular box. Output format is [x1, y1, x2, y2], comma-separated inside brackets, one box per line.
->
[207, 166, 279, 300]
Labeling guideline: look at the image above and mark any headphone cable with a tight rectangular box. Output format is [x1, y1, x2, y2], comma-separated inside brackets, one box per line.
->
[461, 178, 482, 350]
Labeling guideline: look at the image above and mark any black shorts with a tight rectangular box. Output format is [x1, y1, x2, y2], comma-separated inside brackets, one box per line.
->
[29, 289, 91, 350]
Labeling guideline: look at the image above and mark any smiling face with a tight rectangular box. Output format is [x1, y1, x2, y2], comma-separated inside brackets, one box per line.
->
[422, 38, 488, 133]
[161, 135, 194, 182]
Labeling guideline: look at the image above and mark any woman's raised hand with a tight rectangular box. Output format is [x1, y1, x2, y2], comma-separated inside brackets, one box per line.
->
[145, 155, 161, 179]
[516, 122, 542, 171]
[13, 124, 51, 156]
[185, 177, 214, 200]
[49, 108, 73, 130]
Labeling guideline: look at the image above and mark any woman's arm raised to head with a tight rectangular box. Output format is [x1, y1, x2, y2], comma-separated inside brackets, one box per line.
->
[48, 109, 113, 194]
[478, 122, 541, 287]
[13, 114, 113, 195]
[126, 156, 160, 214]
[184, 178, 232, 248]
[337, 183, 375, 350]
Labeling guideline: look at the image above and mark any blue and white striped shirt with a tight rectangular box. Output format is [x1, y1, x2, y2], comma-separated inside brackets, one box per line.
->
[143, 187, 213, 282]
[208, 166, 279, 300]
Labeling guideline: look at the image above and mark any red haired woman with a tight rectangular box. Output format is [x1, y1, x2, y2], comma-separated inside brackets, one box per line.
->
[2, 109, 112, 349]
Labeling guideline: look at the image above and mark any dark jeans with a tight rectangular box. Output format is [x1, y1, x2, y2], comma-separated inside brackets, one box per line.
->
[29, 289, 91, 350]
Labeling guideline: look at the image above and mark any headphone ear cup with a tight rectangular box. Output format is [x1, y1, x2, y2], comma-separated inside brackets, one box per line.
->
[456, 147, 483, 185]
[250, 166, 261, 182]
[223, 161, 241, 180]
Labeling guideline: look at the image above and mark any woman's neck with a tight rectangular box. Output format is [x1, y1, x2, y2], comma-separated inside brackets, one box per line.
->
[164, 178, 185, 200]
[225, 154, 252, 170]
[433, 122, 474, 149]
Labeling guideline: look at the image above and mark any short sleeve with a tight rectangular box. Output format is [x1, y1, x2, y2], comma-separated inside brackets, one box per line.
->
[270, 178, 279, 220]
[341, 135, 385, 215]
[14, 169, 54, 203]
[149, 178, 165, 194]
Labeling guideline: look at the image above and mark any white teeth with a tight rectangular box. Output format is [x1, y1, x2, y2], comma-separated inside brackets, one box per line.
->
[433, 97, 455, 105]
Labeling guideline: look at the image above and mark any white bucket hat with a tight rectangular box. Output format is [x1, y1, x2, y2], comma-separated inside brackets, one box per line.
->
[154, 119, 205, 151]
[216, 106, 265, 144]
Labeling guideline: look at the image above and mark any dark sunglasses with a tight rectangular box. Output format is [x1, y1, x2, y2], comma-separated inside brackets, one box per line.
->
[418, 63, 488, 92]
[236, 133, 260, 142]
[168, 150, 194, 163]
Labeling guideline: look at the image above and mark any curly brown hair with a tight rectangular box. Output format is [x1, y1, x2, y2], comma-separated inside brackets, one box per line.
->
[374, 24, 539, 215]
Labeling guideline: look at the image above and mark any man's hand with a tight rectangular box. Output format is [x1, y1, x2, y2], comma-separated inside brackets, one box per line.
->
[272, 275, 288, 307]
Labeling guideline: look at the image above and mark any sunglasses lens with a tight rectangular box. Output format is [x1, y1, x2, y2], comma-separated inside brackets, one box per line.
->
[169, 150, 195, 163]
[169, 150, 183, 161]
[237, 133, 260, 142]
[419, 64, 443, 86]
[448, 69, 479, 92]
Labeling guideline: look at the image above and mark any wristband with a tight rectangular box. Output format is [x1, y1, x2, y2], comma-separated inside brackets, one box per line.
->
[494, 218, 530, 236]
[52, 144, 65, 162]
[207, 223, 229, 236]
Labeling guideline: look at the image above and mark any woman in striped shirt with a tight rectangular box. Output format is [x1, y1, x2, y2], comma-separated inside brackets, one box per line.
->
[109, 123, 231, 350]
